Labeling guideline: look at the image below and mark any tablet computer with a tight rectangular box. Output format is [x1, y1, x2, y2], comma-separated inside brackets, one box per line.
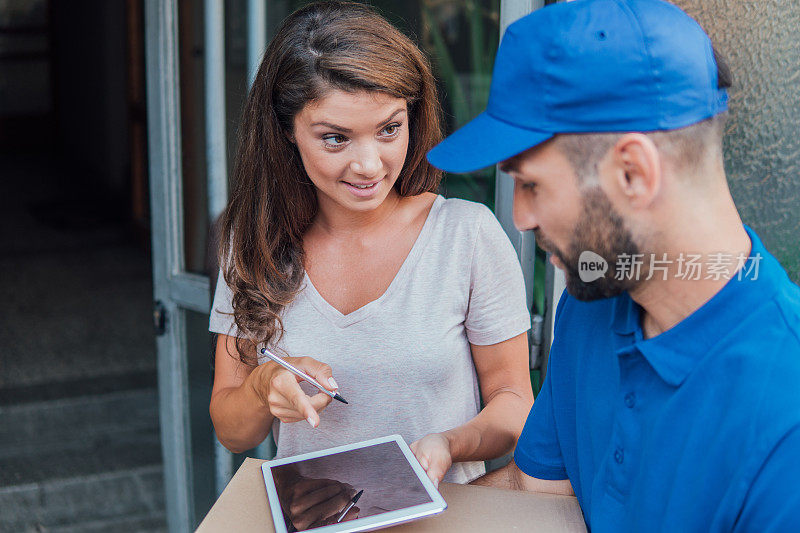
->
[261, 434, 447, 533]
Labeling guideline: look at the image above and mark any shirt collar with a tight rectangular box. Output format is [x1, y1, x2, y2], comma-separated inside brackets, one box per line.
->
[610, 226, 785, 387]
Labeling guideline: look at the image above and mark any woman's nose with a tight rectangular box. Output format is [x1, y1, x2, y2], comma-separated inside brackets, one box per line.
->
[349, 145, 382, 178]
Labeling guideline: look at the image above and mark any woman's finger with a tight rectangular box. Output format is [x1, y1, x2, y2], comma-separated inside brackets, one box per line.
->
[295, 357, 337, 392]
[268, 370, 304, 405]
[270, 370, 319, 426]
[268, 407, 306, 423]
[275, 387, 331, 418]
[427, 466, 443, 488]
[284, 382, 320, 427]
[308, 392, 333, 413]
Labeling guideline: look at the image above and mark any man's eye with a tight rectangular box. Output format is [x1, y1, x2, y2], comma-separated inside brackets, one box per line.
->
[522, 182, 537, 191]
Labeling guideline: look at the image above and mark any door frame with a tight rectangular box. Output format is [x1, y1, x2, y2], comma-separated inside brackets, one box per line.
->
[145, 0, 211, 531]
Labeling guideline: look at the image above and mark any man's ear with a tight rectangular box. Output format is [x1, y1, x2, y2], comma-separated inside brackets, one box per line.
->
[607, 133, 662, 209]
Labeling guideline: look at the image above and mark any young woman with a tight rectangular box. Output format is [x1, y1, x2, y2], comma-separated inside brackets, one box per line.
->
[209, 1, 533, 490]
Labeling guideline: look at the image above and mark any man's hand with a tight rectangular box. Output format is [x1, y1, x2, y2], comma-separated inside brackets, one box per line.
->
[471, 460, 574, 496]
[410, 433, 453, 488]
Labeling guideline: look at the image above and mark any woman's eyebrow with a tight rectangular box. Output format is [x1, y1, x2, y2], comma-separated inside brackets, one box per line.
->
[309, 121, 352, 133]
[375, 108, 406, 127]
[309, 108, 406, 132]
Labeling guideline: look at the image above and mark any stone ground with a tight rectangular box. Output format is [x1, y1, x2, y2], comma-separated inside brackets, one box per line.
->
[0, 154, 166, 532]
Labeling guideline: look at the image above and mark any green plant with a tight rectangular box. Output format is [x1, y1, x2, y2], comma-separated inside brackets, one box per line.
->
[421, 0, 500, 207]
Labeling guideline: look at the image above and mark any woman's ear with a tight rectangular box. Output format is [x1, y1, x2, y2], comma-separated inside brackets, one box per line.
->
[285, 129, 296, 144]
[608, 133, 662, 209]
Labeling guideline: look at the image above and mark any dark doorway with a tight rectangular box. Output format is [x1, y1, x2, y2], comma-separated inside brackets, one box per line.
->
[0, 1, 165, 530]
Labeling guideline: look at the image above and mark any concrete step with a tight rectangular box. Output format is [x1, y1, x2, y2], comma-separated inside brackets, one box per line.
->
[36, 511, 167, 533]
[0, 389, 160, 465]
[0, 464, 166, 532]
[0, 387, 166, 531]
[0, 437, 163, 488]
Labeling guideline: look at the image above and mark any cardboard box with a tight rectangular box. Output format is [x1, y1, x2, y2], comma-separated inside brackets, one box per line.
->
[197, 458, 587, 532]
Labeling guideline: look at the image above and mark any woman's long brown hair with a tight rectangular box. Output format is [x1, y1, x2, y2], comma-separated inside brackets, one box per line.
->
[219, 1, 443, 364]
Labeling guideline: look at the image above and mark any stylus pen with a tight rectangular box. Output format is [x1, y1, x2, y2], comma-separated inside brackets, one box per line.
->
[336, 489, 363, 523]
[259, 348, 348, 404]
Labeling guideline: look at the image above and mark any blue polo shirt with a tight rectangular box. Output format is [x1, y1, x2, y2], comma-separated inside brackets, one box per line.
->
[515, 227, 800, 532]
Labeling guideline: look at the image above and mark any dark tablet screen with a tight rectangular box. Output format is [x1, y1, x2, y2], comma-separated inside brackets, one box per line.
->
[269, 441, 434, 531]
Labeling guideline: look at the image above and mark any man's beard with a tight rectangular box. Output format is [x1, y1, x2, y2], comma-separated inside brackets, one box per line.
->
[535, 187, 644, 302]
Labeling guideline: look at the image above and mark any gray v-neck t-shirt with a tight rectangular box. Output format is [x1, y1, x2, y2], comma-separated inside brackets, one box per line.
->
[210, 195, 531, 483]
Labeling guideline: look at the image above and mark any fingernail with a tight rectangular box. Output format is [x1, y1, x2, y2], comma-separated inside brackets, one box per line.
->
[328, 377, 338, 390]
[307, 416, 316, 428]
[433, 479, 439, 488]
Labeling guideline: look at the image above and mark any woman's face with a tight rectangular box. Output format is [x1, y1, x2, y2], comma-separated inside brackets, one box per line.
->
[292, 89, 409, 215]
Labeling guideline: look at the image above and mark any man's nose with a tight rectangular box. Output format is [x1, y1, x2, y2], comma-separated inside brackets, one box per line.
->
[349, 144, 382, 178]
[513, 191, 538, 232]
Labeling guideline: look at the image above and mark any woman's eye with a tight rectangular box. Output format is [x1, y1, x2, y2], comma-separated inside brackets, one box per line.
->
[322, 134, 348, 147]
[522, 182, 537, 192]
[380, 123, 401, 137]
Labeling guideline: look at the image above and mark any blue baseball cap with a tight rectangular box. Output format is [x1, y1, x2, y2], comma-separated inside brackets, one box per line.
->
[427, 0, 728, 173]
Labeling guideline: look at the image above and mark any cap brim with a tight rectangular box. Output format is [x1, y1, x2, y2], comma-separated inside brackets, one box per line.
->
[427, 112, 553, 174]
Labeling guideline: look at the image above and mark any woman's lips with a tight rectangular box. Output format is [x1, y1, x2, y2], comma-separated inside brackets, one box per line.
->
[342, 178, 383, 198]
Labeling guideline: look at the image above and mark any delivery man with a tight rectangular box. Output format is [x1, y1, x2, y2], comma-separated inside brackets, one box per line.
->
[427, 0, 800, 530]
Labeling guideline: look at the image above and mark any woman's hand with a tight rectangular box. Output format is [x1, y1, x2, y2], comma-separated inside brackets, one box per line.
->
[247, 356, 339, 428]
[410, 432, 453, 488]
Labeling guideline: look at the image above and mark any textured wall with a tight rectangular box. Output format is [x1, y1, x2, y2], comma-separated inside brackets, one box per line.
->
[675, 0, 800, 282]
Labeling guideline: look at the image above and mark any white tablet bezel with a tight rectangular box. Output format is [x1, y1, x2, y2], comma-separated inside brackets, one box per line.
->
[261, 434, 447, 533]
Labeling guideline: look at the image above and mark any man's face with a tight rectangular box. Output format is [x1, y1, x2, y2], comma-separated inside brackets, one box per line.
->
[503, 139, 643, 301]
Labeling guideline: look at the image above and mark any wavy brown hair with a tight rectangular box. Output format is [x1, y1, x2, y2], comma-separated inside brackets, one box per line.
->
[219, 1, 443, 364]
